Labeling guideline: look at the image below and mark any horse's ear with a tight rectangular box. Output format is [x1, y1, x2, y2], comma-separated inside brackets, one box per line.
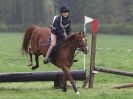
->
[79, 32, 81, 35]
[79, 32, 84, 35]
[82, 32, 86, 36]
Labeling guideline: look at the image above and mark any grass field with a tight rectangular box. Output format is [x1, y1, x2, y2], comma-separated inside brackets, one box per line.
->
[0, 33, 133, 99]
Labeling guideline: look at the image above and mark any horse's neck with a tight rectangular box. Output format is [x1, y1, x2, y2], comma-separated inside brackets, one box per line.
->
[62, 40, 77, 61]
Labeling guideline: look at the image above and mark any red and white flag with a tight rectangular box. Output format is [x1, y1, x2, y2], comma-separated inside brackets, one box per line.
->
[84, 16, 98, 33]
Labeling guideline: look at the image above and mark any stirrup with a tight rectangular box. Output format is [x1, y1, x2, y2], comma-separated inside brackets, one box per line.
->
[43, 58, 50, 64]
[73, 59, 79, 62]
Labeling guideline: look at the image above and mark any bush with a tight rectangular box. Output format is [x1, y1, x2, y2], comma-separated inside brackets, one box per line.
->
[0, 23, 47, 33]
[98, 24, 133, 35]
[0, 24, 133, 35]
[72, 24, 133, 35]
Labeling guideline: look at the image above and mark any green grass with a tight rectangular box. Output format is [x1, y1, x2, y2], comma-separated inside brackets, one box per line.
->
[0, 33, 133, 99]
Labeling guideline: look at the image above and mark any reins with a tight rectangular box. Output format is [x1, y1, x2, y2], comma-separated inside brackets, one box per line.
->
[74, 48, 81, 58]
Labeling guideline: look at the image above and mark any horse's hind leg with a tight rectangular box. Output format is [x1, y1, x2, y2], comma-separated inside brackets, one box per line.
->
[62, 67, 80, 95]
[32, 54, 39, 70]
[27, 48, 33, 66]
[27, 53, 33, 66]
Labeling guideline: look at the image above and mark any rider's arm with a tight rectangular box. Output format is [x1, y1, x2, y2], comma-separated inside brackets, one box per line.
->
[52, 17, 65, 39]
[66, 20, 71, 35]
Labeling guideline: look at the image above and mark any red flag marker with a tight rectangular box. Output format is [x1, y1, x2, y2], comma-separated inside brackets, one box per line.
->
[92, 19, 98, 33]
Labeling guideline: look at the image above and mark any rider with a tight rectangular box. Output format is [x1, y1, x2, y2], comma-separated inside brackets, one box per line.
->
[44, 6, 71, 64]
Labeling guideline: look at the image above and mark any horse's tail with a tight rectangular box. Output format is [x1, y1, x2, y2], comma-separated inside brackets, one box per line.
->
[21, 26, 36, 54]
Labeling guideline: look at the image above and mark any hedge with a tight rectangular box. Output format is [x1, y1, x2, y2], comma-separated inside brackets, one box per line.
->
[0, 24, 133, 35]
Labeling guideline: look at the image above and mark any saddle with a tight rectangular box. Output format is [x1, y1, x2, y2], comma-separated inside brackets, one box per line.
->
[47, 37, 79, 63]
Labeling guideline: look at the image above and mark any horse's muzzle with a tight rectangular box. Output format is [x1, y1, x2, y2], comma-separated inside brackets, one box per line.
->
[82, 47, 88, 54]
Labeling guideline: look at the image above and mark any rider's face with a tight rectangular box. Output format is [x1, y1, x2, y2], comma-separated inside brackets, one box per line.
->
[61, 12, 69, 17]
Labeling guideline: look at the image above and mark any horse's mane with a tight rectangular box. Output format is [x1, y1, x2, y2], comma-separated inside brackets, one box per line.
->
[66, 33, 76, 41]
[60, 33, 76, 46]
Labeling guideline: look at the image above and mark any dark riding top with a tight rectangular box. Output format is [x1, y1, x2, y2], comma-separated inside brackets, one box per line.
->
[51, 16, 71, 39]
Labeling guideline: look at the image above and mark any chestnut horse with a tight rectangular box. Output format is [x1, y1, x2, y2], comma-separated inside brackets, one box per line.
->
[21, 25, 88, 95]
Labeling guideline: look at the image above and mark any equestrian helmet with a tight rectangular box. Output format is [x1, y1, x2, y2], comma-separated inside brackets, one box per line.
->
[60, 6, 69, 13]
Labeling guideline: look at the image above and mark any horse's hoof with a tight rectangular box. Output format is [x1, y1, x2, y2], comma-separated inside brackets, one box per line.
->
[76, 91, 80, 96]
[62, 89, 67, 92]
[32, 66, 39, 70]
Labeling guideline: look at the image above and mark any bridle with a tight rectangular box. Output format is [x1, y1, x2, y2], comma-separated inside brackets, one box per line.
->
[74, 35, 87, 58]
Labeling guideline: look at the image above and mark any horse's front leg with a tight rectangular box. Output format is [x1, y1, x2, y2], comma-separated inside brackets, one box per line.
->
[62, 67, 80, 95]
[62, 73, 67, 92]
[32, 54, 39, 70]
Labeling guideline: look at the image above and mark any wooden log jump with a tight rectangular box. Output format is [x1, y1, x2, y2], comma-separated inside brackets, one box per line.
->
[112, 83, 133, 89]
[0, 70, 86, 88]
[0, 70, 86, 82]
[94, 67, 133, 77]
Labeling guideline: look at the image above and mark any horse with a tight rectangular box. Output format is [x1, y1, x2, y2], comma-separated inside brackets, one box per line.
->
[21, 25, 88, 95]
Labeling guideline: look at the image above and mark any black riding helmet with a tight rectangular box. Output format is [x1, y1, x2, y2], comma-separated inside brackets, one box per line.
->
[60, 6, 69, 13]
